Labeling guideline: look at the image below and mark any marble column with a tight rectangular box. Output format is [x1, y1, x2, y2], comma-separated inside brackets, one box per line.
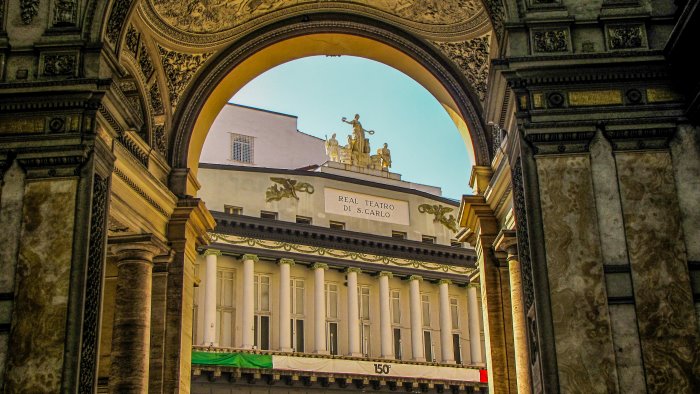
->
[409, 275, 425, 362]
[378, 271, 394, 359]
[312, 263, 329, 354]
[241, 254, 258, 349]
[467, 283, 483, 364]
[109, 239, 163, 393]
[496, 230, 532, 394]
[346, 267, 362, 356]
[438, 279, 455, 364]
[203, 249, 221, 346]
[279, 258, 294, 352]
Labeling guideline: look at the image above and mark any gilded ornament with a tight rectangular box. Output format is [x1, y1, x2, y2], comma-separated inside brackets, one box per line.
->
[646, 88, 682, 103]
[418, 204, 458, 233]
[265, 177, 314, 202]
[568, 90, 622, 107]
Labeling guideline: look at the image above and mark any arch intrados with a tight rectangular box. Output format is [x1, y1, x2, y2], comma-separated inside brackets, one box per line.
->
[171, 15, 490, 195]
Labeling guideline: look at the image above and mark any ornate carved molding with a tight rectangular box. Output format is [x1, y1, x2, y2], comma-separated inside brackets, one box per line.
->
[113, 167, 169, 217]
[20, 0, 39, 24]
[116, 132, 149, 167]
[153, 124, 167, 158]
[78, 173, 110, 393]
[41, 53, 78, 77]
[157, 45, 212, 107]
[53, 0, 78, 26]
[602, 127, 675, 151]
[149, 82, 164, 115]
[481, 0, 505, 41]
[432, 34, 490, 102]
[532, 28, 569, 53]
[124, 24, 140, 58]
[606, 24, 646, 50]
[138, 42, 154, 80]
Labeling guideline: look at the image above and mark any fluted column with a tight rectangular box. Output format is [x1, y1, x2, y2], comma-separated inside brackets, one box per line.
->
[279, 258, 294, 352]
[438, 279, 455, 364]
[379, 271, 394, 359]
[346, 267, 362, 356]
[241, 254, 258, 349]
[467, 283, 483, 364]
[313, 263, 329, 354]
[109, 238, 164, 393]
[203, 249, 221, 346]
[408, 275, 425, 362]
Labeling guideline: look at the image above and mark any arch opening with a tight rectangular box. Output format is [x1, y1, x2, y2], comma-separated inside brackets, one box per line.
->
[171, 17, 490, 195]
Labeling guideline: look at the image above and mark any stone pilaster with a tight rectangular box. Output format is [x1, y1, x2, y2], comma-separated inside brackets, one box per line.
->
[149, 250, 173, 394]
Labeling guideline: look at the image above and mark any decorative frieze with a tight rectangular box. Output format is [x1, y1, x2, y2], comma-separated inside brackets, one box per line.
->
[532, 28, 569, 53]
[418, 204, 458, 232]
[432, 35, 490, 101]
[124, 24, 140, 58]
[138, 43, 154, 80]
[568, 90, 623, 107]
[53, 0, 77, 26]
[113, 167, 169, 217]
[106, 0, 132, 46]
[525, 131, 595, 154]
[606, 24, 646, 50]
[157, 45, 212, 107]
[20, 0, 39, 24]
[265, 177, 314, 202]
[41, 53, 78, 77]
[603, 128, 675, 151]
[149, 83, 164, 115]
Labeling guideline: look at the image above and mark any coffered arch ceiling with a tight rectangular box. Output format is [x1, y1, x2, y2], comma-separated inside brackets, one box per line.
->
[105, 0, 497, 185]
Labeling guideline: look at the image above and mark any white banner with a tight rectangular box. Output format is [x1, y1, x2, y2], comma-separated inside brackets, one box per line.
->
[324, 188, 409, 225]
[272, 355, 481, 382]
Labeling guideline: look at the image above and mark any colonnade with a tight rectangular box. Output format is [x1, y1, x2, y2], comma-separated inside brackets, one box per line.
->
[200, 251, 484, 364]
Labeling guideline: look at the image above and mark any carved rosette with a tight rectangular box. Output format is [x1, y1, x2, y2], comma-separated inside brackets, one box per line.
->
[157, 45, 212, 107]
[432, 35, 490, 102]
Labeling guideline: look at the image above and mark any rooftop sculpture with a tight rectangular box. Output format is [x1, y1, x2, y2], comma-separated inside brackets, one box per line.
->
[325, 114, 392, 171]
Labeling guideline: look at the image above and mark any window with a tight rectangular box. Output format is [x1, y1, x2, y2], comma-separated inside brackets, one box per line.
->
[217, 269, 236, 347]
[424, 331, 434, 362]
[260, 211, 278, 220]
[453, 333, 463, 364]
[361, 322, 371, 356]
[224, 205, 243, 215]
[393, 328, 402, 360]
[359, 286, 370, 320]
[327, 322, 339, 355]
[329, 221, 345, 230]
[450, 240, 463, 248]
[421, 294, 431, 327]
[231, 133, 254, 163]
[296, 216, 312, 225]
[391, 290, 401, 325]
[422, 235, 436, 244]
[392, 231, 407, 239]
[253, 273, 271, 350]
[325, 283, 338, 319]
[450, 298, 460, 330]
[290, 278, 305, 352]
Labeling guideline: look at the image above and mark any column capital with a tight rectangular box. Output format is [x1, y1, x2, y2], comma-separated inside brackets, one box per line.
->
[242, 254, 259, 263]
[438, 279, 452, 286]
[311, 262, 328, 270]
[408, 275, 423, 282]
[203, 249, 222, 257]
[493, 229, 518, 258]
[109, 234, 169, 262]
[346, 267, 362, 274]
[378, 271, 393, 278]
[279, 258, 295, 266]
[468, 282, 481, 289]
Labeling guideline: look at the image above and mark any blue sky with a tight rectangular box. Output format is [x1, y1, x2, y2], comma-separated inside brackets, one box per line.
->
[229, 56, 473, 199]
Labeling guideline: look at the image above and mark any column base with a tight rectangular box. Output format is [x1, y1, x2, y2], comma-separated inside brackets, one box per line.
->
[444, 360, 456, 365]
[200, 342, 219, 347]
[348, 352, 363, 357]
[381, 355, 395, 360]
[279, 347, 294, 353]
[315, 350, 330, 355]
[413, 357, 426, 362]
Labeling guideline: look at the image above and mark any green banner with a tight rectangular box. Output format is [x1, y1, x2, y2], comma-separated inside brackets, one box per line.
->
[192, 351, 273, 369]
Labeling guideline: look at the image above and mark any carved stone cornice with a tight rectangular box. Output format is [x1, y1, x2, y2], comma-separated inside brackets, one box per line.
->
[493, 229, 518, 258]
[602, 127, 675, 151]
[16, 145, 90, 178]
[211, 211, 476, 267]
[524, 131, 596, 155]
[167, 197, 216, 261]
[458, 195, 498, 237]
[113, 167, 169, 217]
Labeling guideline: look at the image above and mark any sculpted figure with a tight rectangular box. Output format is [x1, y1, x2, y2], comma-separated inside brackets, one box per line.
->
[342, 114, 374, 156]
[378, 142, 392, 169]
[325, 133, 340, 162]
